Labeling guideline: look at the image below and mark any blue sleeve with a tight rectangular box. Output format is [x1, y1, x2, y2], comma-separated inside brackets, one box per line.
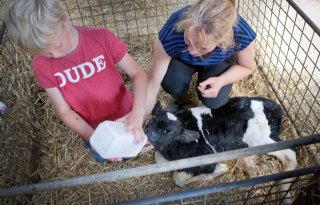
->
[158, 6, 190, 57]
[158, 11, 179, 43]
[234, 15, 257, 52]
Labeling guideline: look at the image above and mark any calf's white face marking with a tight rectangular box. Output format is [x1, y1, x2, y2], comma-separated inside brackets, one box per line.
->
[190, 106, 217, 153]
[167, 112, 177, 121]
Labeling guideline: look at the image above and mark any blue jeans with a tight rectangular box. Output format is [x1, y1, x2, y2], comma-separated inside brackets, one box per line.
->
[161, 58, 233, 109]
[83, 140, 107, 163]
[83, 140, 133, 163]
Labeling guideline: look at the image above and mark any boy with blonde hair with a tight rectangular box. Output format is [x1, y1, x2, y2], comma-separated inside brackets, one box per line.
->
[2, 0, 150, 163]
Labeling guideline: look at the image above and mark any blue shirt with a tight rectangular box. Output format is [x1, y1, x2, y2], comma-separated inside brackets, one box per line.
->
[158, 6, 257, 66]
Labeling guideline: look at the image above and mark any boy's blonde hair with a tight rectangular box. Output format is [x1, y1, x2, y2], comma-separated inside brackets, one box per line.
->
[176, 0, 237, 52]
[2, 0, 64, 55]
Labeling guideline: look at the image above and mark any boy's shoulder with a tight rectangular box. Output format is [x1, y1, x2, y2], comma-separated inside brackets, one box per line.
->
[76, 25, 114, 36]
[32, 54, 50, 65]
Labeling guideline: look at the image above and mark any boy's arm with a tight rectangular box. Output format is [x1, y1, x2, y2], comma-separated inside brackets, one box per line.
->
[117, 52, 147, 117]
[117, 52, 147, 142]
[45, 87, 94, 141]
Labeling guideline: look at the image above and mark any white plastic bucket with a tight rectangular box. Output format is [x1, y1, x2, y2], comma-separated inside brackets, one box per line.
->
[89, 120, 147, 159]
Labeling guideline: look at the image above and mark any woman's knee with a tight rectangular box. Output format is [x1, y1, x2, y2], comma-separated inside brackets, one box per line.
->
[161, 58, 195, 95]
[161, 80, 189, 95]
[161, 73, 189, 94]
[200, 96, 229, 109]
[198, 84, 233, 109]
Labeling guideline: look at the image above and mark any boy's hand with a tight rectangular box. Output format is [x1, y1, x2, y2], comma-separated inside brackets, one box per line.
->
[107, 157, 123, 162]
[116, 110, 145, 144]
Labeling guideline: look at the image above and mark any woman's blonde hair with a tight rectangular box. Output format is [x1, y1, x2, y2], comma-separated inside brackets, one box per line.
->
[176, 0, 237, 52]
[1, 0, 64, 55]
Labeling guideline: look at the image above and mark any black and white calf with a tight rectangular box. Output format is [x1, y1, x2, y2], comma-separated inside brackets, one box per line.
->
[144, 97, 297, 203]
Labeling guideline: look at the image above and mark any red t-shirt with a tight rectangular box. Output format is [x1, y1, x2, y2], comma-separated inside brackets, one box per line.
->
[32, 26, 133, 130]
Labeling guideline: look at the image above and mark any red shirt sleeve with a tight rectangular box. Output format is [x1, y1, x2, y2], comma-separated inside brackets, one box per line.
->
[103, 29, 128, 64]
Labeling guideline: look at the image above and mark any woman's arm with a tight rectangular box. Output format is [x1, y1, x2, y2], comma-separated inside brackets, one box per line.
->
[144, 38, 172, 118]
[198, 41, 255, 97]
[45, 87, 94, 140]
[220, 41, 256, 85]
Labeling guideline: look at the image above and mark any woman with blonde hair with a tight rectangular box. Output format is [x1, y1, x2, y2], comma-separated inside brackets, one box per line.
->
[145, 0, 256, 114]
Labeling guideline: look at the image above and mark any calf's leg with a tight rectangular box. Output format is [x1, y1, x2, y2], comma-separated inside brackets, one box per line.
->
[173, 163, 229, 187]
[155, 151, 169, 164]
[243, 156, 257, 168]
[268, 149, 297, 205]
[155, 152, 229, 187]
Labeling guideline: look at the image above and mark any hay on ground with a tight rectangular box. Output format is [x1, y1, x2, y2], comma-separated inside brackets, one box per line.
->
[0, 37, 314, 204]
[0, 0, 317, 203]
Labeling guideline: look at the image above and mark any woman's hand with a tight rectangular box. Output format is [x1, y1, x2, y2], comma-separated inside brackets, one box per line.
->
[116, 109, 145, 144]
[198, 77, 224, 98]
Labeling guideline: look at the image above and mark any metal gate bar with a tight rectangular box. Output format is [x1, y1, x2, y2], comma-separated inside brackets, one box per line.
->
[286, 0, 320, 36]
[117, 166, 320, 205]
[238, 0, 320, 138]
[0, 0, 319, 204]
[1, 134, 320, 198]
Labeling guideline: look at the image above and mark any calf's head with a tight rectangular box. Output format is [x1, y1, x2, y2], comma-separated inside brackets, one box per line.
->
[144, 102, 200, 150]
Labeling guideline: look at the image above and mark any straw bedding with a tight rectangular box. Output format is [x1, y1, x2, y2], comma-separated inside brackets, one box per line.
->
[0, 35, 315, 204]
[0, 1, 316, 204]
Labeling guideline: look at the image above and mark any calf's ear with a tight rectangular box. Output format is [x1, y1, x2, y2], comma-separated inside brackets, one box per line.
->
[180, 129, 200, 143]
[152, 101, 164, 116]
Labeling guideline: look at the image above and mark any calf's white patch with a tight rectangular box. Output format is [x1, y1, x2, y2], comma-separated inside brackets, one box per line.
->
[243, 100, 273, 146]
[190, 106, 216, 153]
